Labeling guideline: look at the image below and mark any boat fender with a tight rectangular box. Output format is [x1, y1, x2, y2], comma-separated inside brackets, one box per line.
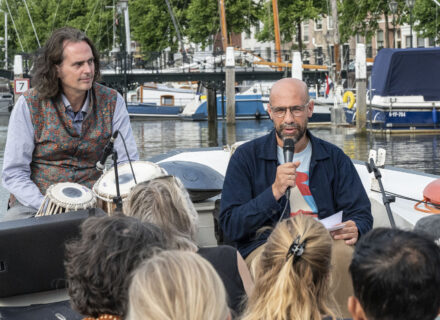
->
[343, 91, 355, 109]
[255, 110, 261, 120]
[414, 178, 440, 214]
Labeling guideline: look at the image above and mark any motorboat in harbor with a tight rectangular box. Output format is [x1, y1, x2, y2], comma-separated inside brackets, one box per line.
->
[344, 48, 440, 132]
[126, 83, 197, 119]
[0, 144, 439, 318]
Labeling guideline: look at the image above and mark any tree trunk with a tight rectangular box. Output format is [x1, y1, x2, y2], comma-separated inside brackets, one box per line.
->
[297, 22, 303, 54]
[385, 12, 390, 48]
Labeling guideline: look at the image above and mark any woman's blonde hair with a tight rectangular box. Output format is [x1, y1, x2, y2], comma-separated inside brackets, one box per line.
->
[242, 215, 339, 320]
[126, 250, 230, 320]
[127, 176, 198, 251]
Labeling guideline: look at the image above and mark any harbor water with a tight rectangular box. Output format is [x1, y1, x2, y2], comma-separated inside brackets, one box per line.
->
[0, 117, 439, 214]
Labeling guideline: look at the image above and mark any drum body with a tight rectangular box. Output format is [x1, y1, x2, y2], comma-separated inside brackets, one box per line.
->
[36, 182, 96, 216]
[93, 161, 165, 214]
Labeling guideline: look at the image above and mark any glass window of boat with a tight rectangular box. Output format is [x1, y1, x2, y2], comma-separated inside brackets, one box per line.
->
[161, 95, 174, 106]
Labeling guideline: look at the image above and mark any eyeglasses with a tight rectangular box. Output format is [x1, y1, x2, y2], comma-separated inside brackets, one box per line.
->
[270, 102, 309, 118]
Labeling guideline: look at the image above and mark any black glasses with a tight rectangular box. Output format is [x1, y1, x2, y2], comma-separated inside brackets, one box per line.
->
[270, 102, 309, 118]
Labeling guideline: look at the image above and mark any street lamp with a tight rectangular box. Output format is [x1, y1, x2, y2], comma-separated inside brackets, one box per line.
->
[389, 0, 398, 48]
[406, 0, 415, 48]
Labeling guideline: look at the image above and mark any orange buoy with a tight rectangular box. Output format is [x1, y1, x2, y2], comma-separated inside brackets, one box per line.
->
[415, 178, 440, 214]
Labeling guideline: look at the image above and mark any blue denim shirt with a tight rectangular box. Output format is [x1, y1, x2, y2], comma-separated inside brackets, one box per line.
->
[219, 129, 372, 258]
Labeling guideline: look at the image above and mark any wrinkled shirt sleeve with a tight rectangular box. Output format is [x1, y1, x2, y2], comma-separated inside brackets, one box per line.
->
[2, 95, 44, 210]
[113, 93, 139, 163]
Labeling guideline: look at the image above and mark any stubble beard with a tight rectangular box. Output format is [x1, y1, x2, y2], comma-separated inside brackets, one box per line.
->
[275, 120, 307, 143]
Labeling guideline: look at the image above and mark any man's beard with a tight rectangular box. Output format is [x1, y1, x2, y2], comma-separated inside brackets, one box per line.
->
[275, 121, 307, 143]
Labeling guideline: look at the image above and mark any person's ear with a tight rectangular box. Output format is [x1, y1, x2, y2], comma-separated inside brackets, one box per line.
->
[348, 295, 368, 320]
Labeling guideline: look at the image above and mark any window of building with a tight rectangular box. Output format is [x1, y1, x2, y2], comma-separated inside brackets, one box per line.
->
[366, 44, 373, 58]
[255, 23, 260, 34]
[303, 22, 309, 42]
[327, 16, 334, 30]
[377, 30, 384, 50]
[417, 37, 425, 47]
[406, 35, 412, 48]
[327, 45, 334, 64]
[429, 38, 435, 47]
[315, 17, 323, 30]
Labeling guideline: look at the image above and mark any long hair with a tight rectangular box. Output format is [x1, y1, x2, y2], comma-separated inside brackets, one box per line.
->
[127, 176, 198, 251]
[31, 27, 100, 99]
[242, 215, 339, 320]
[64, 215, 168, 318]
[126, 250, 229, 320]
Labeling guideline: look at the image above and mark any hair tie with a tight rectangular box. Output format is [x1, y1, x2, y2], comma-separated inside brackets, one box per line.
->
[286, 235, 306, 262]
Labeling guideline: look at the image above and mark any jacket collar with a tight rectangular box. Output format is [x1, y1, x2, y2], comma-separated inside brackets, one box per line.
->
[257, 129, 330, 161]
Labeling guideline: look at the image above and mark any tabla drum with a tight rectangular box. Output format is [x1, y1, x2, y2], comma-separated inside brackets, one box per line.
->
[36, 182, 96, 216]
[93, 161, 166, 214]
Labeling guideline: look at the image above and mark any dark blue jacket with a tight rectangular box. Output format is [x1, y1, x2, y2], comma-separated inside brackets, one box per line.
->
[219, 129, 372, 258]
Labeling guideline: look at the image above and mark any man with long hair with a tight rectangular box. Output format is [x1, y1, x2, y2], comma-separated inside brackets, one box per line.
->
[1, 27, 138, 221]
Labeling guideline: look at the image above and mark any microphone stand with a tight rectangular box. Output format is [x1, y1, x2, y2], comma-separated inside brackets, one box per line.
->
[111, 148, 123, 213]
[365, 159, 396, 228]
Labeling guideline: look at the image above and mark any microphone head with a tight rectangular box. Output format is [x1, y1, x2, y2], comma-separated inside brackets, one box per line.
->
[283, 138, 295, 152]
[112, 130, 119, 139]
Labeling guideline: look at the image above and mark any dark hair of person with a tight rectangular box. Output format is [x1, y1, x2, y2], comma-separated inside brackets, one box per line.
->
[31, 26, 101, 99]
[64, 214, 168, 318]
[350, 228, 440, 320]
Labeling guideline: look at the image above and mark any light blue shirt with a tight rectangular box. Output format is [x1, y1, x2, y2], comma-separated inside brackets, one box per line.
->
[2, 90, 139, 210]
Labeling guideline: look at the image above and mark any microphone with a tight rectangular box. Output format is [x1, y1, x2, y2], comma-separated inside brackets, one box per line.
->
[96, 130, 119, 171]
[283, 138, 295, 199]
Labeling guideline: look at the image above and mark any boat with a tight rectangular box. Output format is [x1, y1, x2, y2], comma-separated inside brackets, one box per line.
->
[126, 83, 197, 119]
[180, 93, 268, 120]
[0, 145, 439, 317]
[343, 48, 440, 132]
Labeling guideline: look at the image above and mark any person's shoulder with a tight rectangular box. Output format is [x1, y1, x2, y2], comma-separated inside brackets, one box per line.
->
[93, 82, 119, 97]
[199, 245, 237, 257]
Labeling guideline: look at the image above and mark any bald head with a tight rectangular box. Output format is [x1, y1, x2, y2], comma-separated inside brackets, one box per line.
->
[269, 78, 309, 106]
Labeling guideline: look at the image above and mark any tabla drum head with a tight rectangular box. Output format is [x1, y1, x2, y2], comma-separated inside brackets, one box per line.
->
[49, 182, 95, 204]
[93, 161, 166, 200]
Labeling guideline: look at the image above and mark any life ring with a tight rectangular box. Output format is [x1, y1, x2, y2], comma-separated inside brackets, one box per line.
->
[343, 91, 355, 109]
[414, 178, 440, 214]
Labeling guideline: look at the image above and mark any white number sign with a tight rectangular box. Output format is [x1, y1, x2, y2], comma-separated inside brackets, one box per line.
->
[14, 79, 30, 94]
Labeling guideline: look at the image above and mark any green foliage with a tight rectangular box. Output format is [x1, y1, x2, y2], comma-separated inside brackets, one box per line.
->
[0, 0, 114, 53]
[257, 0, 327, 49]
[413, 0, 440, 43]
[185, 0, 262, 48]
[339, 0, 406, 43]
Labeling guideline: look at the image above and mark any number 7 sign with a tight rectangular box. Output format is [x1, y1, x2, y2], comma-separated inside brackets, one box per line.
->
[14, 79, 30, 94]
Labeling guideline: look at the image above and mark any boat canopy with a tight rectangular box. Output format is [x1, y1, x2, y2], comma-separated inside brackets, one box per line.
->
[371, 47, 440, 101]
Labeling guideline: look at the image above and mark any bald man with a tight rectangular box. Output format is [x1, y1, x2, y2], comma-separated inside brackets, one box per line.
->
[219, 78, 372, 265]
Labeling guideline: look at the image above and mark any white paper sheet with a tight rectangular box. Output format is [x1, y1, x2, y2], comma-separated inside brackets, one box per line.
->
[319, 211, 345, 231]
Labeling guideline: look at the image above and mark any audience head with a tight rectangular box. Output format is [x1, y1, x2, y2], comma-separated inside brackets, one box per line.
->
[127, 175, 198, 251]
[349, 227, 440, 320]
[65, 214, 168, 318]
[243, 215, 338, 320]
[414, 215, 440, 246]
[127, 250, 230, 320]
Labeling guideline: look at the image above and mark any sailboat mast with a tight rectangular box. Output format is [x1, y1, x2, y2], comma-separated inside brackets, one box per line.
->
[272, 0, 282, 70]
[219, 0, 228, 50]
[330, 0, 340, 83]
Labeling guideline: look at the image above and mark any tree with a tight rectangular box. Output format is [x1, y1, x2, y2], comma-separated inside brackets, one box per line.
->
[339, 0, 406, 49]
[412, 0, 440, 44]
[185, 0, 262, 49]
[0, 0, 114, 65]
[256, 0, 327, 54]
[129, 0, 188, 53]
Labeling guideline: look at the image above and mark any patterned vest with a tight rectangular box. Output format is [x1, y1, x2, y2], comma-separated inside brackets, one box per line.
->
[25, 83, 116, 196]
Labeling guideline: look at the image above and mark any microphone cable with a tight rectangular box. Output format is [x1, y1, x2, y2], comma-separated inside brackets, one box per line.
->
[119, 133, 137, 184]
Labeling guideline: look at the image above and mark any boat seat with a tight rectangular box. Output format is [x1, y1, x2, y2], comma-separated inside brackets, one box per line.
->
[0, 208, 105, 298]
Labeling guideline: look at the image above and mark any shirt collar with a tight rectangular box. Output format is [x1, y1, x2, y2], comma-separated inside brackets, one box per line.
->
[62, 90, 90, 114]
